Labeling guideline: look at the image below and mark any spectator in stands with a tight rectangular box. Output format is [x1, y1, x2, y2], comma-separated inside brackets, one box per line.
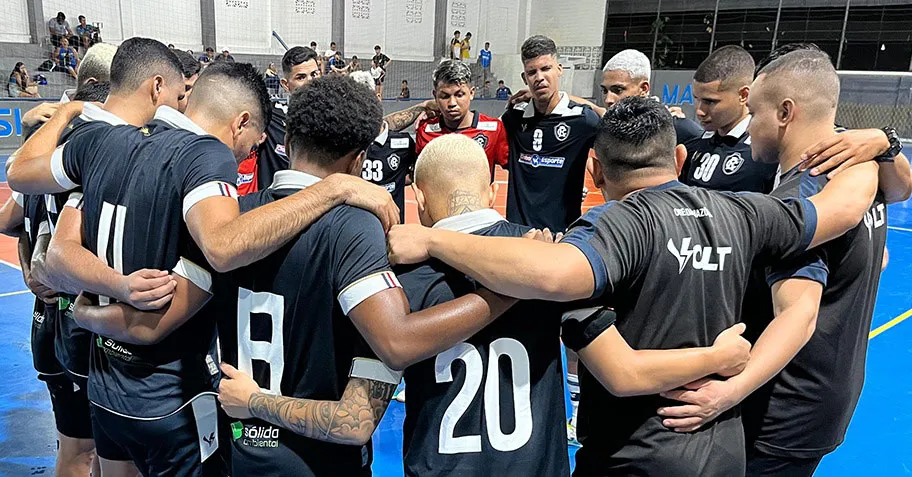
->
[350, 55, 361, 72]
[495, 79, 512, 100]
[264, 62, 280, 96]
[370, 59, 385, 98]
[174, 49, 201, 112]
[461, 32, 472, 61]
[75, 15, 100, 51]
[199, 46, 215, 66]
[219, 49, 236, 62]
[168, 43, 175, 48]
[311, 41, 325, 72]
[479, 41, 492, 78]
[324, 42, 338, 64]
[399, 80, 410, 100]
[265, 62, 278, 77]
[480, 79, 492, 99]
[8, 62, 39, 97]
[330, 51, 348, 74]
[54, 37, 79, 79]
[372, 45, 391, 97]
[450, 31, 462, 60]
[47, 12, 73, 48]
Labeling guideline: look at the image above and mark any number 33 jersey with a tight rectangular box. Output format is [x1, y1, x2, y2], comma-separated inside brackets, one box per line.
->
[363, 126, 417, 223]
[396, 209, 569, 477]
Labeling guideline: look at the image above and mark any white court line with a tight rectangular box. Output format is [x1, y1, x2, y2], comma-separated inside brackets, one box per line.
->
[887, 226, 912, 233]
[0, 290, 29, 298]
[0, 259, 21, 271]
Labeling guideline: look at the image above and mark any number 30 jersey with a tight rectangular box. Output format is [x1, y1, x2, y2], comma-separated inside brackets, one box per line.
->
[363, 126, 417, 223]
[678, 115, 778, 193]
[397, 209, 568, 477]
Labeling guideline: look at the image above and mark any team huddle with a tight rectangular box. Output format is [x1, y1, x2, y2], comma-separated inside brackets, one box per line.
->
[0, 31, 908, 477]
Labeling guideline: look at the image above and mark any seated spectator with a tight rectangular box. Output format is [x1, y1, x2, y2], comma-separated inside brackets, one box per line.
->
[265, 62, 278, 78]
[350, 55, 361, 72]
[75, 15, 100, 50]
[329, 52, 348, 74]
[495, 80, 512, 100]
[199, 47, 215, 66]
[47, 12, 73, 48]
[8, 63, 39, 97]
[264, 62, 280, 96]
[399, 80, 410, 100]
[218, 49, 235, 62]
[480, 79, 492, 99]
[54, 38, 79, 79]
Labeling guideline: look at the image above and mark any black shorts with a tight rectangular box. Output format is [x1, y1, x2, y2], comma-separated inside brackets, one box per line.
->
[91, 394, 224, 476]
[746, 450, 823, 477]
[43, 373, 93, 439]
[32, 300, 63, 376]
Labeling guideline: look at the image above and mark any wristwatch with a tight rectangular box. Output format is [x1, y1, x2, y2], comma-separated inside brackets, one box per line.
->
[876, 127, 902, 163]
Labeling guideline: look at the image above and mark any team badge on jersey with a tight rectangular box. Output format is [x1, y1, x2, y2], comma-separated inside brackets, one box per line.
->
[388, 154, 400, 170]
[473, 133, 489, 149]
[722, 152, 744, 175]
[554, 122, 571, 142]
[275, 144, 287, 157]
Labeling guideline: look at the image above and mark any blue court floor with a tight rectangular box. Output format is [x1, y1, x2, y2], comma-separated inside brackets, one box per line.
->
[0, 164, 910, 475]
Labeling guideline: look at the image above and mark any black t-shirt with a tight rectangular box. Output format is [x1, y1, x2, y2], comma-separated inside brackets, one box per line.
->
[55, 107, 238, 418]
[677, 116, 779, 193]
[559, 181, 817, 476]
[18, 192, 61, 376]
[501, 93, 601, 232]
[216, 170, 403, 477]
[741, 166, 887, 458]
[363, 127, 417, 223]
[254, 101, 289, 191]
[372, 53, 390, 69]
[397, 210, 569, 477]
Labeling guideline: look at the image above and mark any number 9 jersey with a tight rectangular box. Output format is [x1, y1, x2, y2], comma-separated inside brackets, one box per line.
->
[396, 209, 569, 477]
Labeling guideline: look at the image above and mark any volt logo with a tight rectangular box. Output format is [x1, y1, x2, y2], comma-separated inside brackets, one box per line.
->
[667, 237, 732, 273]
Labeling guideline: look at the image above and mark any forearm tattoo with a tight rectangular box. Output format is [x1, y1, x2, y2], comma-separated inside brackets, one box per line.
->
[385, 104, 426, 132]
[248, 378, 398, 445]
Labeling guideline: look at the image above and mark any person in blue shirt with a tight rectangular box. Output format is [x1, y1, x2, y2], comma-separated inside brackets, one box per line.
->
[479, 42, 492, 71]
[495, 80, 511, 101]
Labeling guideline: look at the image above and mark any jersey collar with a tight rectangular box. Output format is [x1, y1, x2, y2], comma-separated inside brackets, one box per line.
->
[522, 92, 581, 119]
[80, 103, 128, 126]
[374, 121, 390, 145]
[701, 114, 751, 140]
[648, 180, 685, 191]
[433, 209, 505, 233]
[153, 106, 208, 136]
[270, 170, 322, 190]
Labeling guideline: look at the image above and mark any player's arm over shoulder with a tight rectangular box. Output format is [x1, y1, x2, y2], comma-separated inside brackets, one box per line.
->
[805, 162, 878, 249]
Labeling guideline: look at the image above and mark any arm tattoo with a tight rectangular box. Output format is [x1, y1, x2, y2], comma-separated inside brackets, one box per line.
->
[248, 378, 398, 445]
[384, 104, 426, 132]
[448, 190, 483, 216]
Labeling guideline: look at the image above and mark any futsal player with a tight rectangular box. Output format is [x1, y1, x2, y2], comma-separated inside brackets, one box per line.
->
[174, 49, 201, 113]
[658, 49, 903, 477]
[415, 60, 509, 179]
[394, 134, 753, 476]
[9, 63, 399, 476]
[204, 75, 517, 476]
[387, 96, 880, 476]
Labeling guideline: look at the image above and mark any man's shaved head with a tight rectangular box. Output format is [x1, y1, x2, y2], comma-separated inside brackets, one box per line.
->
[694, 45, 755, 90]
[414, 134, 495, 225]
[754, 50, 839, 121]
[186, 62, 271, 133]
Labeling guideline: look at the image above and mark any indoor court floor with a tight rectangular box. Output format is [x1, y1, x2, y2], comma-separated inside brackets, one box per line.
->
[0, 157, 909, 476]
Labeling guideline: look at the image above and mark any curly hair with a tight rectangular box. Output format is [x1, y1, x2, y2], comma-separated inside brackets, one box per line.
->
[286, 74, 383, 167]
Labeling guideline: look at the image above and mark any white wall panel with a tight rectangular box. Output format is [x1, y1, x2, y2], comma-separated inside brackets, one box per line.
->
[344, 0, 385, 59]
[271, 0, 333, 55]
[127, 0, 202, 49]
[385, 0, 434, 60]
[214, 0, 272, 53]
[0, 0, 30, 43]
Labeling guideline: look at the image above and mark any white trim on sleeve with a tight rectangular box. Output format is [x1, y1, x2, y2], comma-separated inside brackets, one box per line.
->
[10, 191, 23, 207]
[182, 181, 238, 221]
[349, 358, 402, 385]
[64, 191, 83, 209]
[337, 271, 401, 315]
[50, 144, 78, 190]
[172, 257, 213, 294]
[37, 220, 50, 237]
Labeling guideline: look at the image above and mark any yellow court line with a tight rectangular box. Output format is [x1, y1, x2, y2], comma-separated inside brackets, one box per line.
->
[869, 308, 912, 340]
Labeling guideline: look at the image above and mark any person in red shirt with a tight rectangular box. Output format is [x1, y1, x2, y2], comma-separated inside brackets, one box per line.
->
[416, 59, 509, 178]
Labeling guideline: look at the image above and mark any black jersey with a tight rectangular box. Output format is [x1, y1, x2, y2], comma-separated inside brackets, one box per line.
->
[559, 181, 818, 477]
[363, 127, 417, 223]
[501, 93, 601, 232]
[397, 209, 568, 477]
[251, 101, 288, 192]
[742, 166, 887, 459]
[17, 192, 61, 377]
[678, 115, 779, 193]
[53, 106, 238, 418]
[47, 104, 126, 379]
[216, 170, 403, 477]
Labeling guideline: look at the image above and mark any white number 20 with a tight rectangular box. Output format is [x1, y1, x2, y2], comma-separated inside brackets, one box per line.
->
[435, 338, 532, 454]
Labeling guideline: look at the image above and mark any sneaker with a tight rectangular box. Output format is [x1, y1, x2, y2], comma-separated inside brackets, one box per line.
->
[567, 420, 581, 447]
[394, 388, 406, 403]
